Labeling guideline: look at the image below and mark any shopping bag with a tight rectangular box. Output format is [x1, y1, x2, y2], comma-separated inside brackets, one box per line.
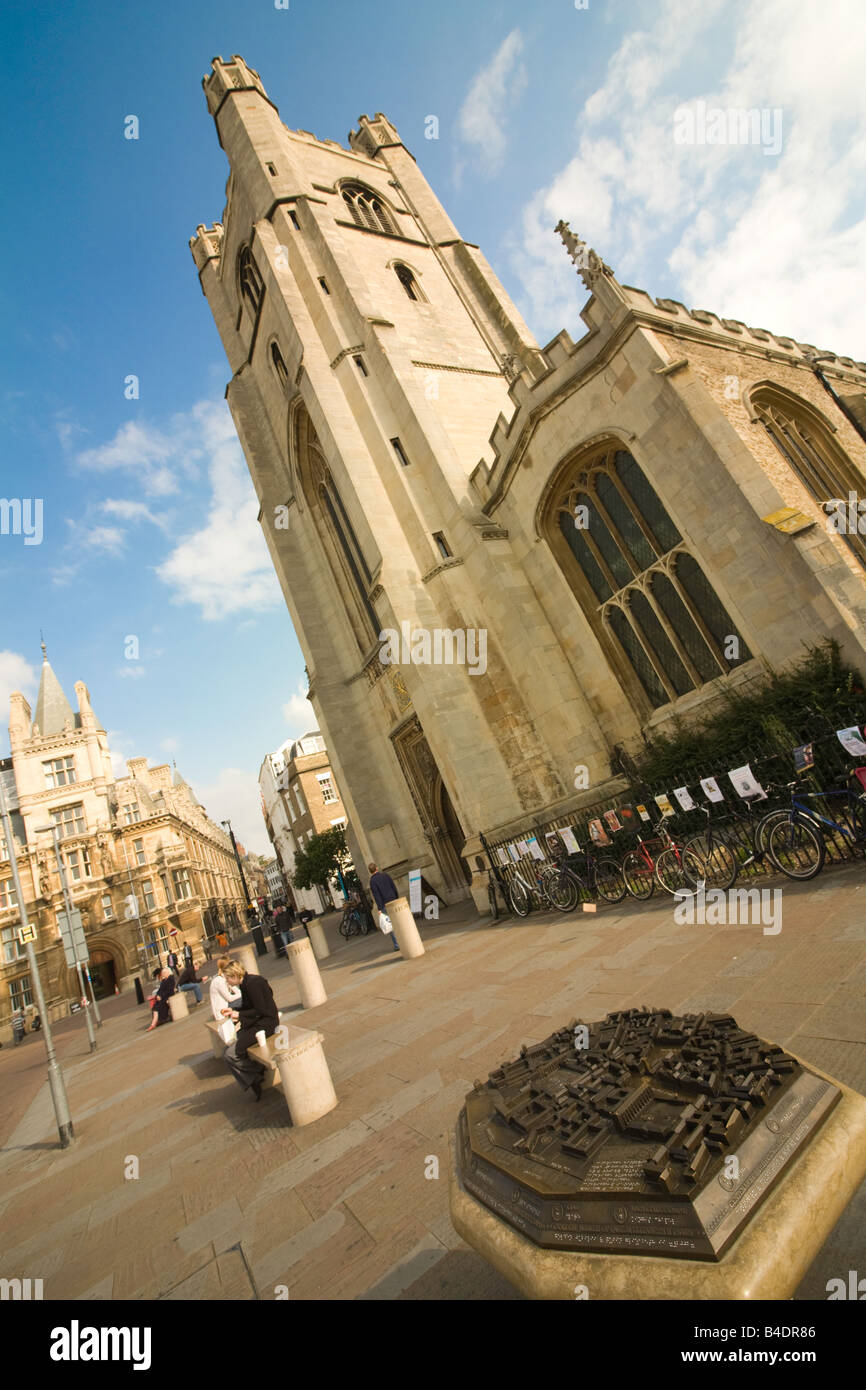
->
[378, 911, 394, 934]
[217, 1018, 237, 1045]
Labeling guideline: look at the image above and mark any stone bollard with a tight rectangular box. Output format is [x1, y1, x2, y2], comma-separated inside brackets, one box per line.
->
[274, 1029, 338, 1126]
[168, 990, 189, 1022]
[234, 944, 258, 977]
[306, 918, 331, 961]
[287, 936, 327, 1008]
[386, 896, 425, 958]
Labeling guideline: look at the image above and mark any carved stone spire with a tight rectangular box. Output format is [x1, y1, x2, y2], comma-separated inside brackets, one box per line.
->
[555, 220, 613, 290]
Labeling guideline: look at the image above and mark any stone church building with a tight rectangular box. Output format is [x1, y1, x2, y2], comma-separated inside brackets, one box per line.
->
[191, 55, 866, 911]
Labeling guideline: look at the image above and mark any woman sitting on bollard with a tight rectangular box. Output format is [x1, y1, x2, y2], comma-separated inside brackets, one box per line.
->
[146, 968, 176, 1031]
[209, 955, 242, 1022]
[220, 961, 279, 1102]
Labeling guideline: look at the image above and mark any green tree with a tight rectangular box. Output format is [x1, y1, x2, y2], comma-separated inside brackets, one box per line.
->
[292, 826, 350, 896]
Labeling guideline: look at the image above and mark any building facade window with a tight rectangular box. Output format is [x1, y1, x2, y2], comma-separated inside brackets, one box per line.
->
[123, 803, 141, 824]
[433, 532, 452, 559]
[10, 975, 33, 1010]
[43, 756, 76, 789]
[316, 773, 337, 804]
[160, 872, 172, 904]
[340, 183, 397, 235]
[2, 923, 25, 962]
[237, 245, 264, 316]
[142, 879, 156, 912]
[64, 847, 92, 882]
[50, 803, 86, 838]
[547, 445, 751, 711]
[394, 264, 424, 301]
[271, 341, 288, 389]
[133, 838, 146, 866]
[102, 894, 114, 920]
[0, 879, 18, 914]
[391, 438, 410, 467]
[172, 868, 192, 900]
[752, 385, 866, 569]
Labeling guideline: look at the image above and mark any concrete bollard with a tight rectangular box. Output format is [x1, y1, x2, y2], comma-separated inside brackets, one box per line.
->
[234, 944, 258, 977]
[386, 896, 425, 958]
[168, 990, 189, 1022]
[306, 918, 331, 960]
[274, 1029, 338, 1126]
[287, 936, 327, 1008]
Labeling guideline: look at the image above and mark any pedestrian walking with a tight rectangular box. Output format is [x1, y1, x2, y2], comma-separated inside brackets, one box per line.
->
[220, 961, 279, 1101]
[182, 940, 194, 968]
[368, 863, 401, 953]
[12, 1010, 26, 1045]
[166, 947, 180, 976]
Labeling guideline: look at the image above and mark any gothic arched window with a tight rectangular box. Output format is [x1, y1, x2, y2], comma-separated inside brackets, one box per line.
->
[751, 385, 866, 569]
[548, 446, 751, 710]
[340, 183, 397, 236]
[394, 264, 424, 301]
[270, 341, 288, 390]
[237, 245, 264, 315]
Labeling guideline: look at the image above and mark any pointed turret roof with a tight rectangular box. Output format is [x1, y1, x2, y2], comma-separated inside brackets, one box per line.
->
[32, 644, 77, 737]
[172, 766, 202, 807]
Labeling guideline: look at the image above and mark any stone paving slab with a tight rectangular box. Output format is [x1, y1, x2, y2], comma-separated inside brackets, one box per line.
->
[0, 869, 864, 1301]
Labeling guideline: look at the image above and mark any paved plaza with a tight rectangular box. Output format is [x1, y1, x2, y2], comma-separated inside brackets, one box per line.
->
[1, 866, 865, 1301]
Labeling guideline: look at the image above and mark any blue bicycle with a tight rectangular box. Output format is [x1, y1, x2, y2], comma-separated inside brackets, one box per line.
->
[757, 775, 866, 880]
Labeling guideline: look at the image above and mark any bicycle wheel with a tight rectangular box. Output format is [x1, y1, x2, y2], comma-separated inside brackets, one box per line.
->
[339, 916, 351, 939]
[536, 864, 559, 907]
[656, 846, 705, 895]
[683, 833, 738, 890]
[358, 912, 372, 935]
[593, 858, 628, 903]
[766, 815, 825, 880]
[547, 870, 580, 912]
[508, 876, 532, 917]
[622, 850, 654, 900]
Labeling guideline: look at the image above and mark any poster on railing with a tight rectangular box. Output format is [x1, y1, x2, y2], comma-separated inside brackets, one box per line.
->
[673, 786, 696, 811]
[587, 818, 611, 846]
[496, 847, 509, 866]
[618, 805, 639, 832]
[793, 742, 815, 773]
[654, 793, 676, 817]
[603, 809, 623, 833]
[525, 835, 545, 860]
[700, 776, 724, 803]
[559, 826, 581, 854]
[516, 839, 531, 857]
[636, 803, 652, 821]
[837, 726, 866, 757]
[507, 843, 520, 862]
[728, 763, 767, 800]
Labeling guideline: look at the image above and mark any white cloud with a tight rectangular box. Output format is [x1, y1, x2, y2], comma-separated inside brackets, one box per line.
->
[282, 682, 313, 734]
[511, 0, 866, 358]
[161, 737, 179, 753]
[0, 651, 38, 729]
[77, 523, 126, 555]
[194, 766, 271, 856]
[105, 730, 138, 780]
[457, 30, 526, 177]
[116, 665, 147, 680]
[156, 402, 282, 620]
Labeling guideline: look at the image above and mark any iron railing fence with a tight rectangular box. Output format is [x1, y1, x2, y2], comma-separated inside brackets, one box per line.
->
[481, 707, 866, 896]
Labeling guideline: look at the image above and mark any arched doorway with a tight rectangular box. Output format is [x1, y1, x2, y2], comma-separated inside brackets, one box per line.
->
[434, 776, 472, 887]
[88, 950, 118, 999]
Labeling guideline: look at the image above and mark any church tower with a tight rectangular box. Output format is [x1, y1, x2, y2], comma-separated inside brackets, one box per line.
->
[191, 57, 622, 903]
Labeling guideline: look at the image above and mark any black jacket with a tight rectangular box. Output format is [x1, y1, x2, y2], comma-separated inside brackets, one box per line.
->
[235, 973, 279, 1056]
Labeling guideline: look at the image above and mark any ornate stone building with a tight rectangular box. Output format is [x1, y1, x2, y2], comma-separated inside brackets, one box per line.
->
[191, 56, 866, 912]
[1, 652, 247, 1036]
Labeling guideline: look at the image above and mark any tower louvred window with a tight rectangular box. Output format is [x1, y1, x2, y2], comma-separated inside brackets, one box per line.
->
[341, 183, 397, 235]
[549, 445, 751, 710]
[237, 245, 264, 314]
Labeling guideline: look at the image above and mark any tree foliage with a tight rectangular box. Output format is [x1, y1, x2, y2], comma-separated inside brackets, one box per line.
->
[291, 826, 350, 892]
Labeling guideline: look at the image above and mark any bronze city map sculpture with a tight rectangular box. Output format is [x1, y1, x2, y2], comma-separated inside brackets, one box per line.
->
[456, 1008, 839, 1260]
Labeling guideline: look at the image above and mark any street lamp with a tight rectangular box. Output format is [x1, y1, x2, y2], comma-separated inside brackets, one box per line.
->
[36, 822, 100, 1049]
[221, 819, 251, 909]
[0, 773, 74, 1147]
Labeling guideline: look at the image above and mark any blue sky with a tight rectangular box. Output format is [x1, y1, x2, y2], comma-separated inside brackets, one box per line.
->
[1, 0, 863, 851]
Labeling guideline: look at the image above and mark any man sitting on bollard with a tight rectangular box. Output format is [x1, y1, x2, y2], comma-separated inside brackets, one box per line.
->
[176, 959, 210, 1006]
[220, 961, 279, 1102]
[368, 863, 401, 953]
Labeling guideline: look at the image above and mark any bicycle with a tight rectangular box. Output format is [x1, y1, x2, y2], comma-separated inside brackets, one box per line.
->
[505, 858, 556, 917]
[621, 816, 706, 898]
[683, 805, 740, 890]
[756, 775, 866, 880]
[485, 865, 512, 921]
[544, 843, 627, 911]
[338, 896, 370, 938]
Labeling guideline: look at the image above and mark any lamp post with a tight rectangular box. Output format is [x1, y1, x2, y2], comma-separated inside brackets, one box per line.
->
[221, 819, 251, 908]
[37, 823, 98, 1050]
[0, 772, 74, 1147]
